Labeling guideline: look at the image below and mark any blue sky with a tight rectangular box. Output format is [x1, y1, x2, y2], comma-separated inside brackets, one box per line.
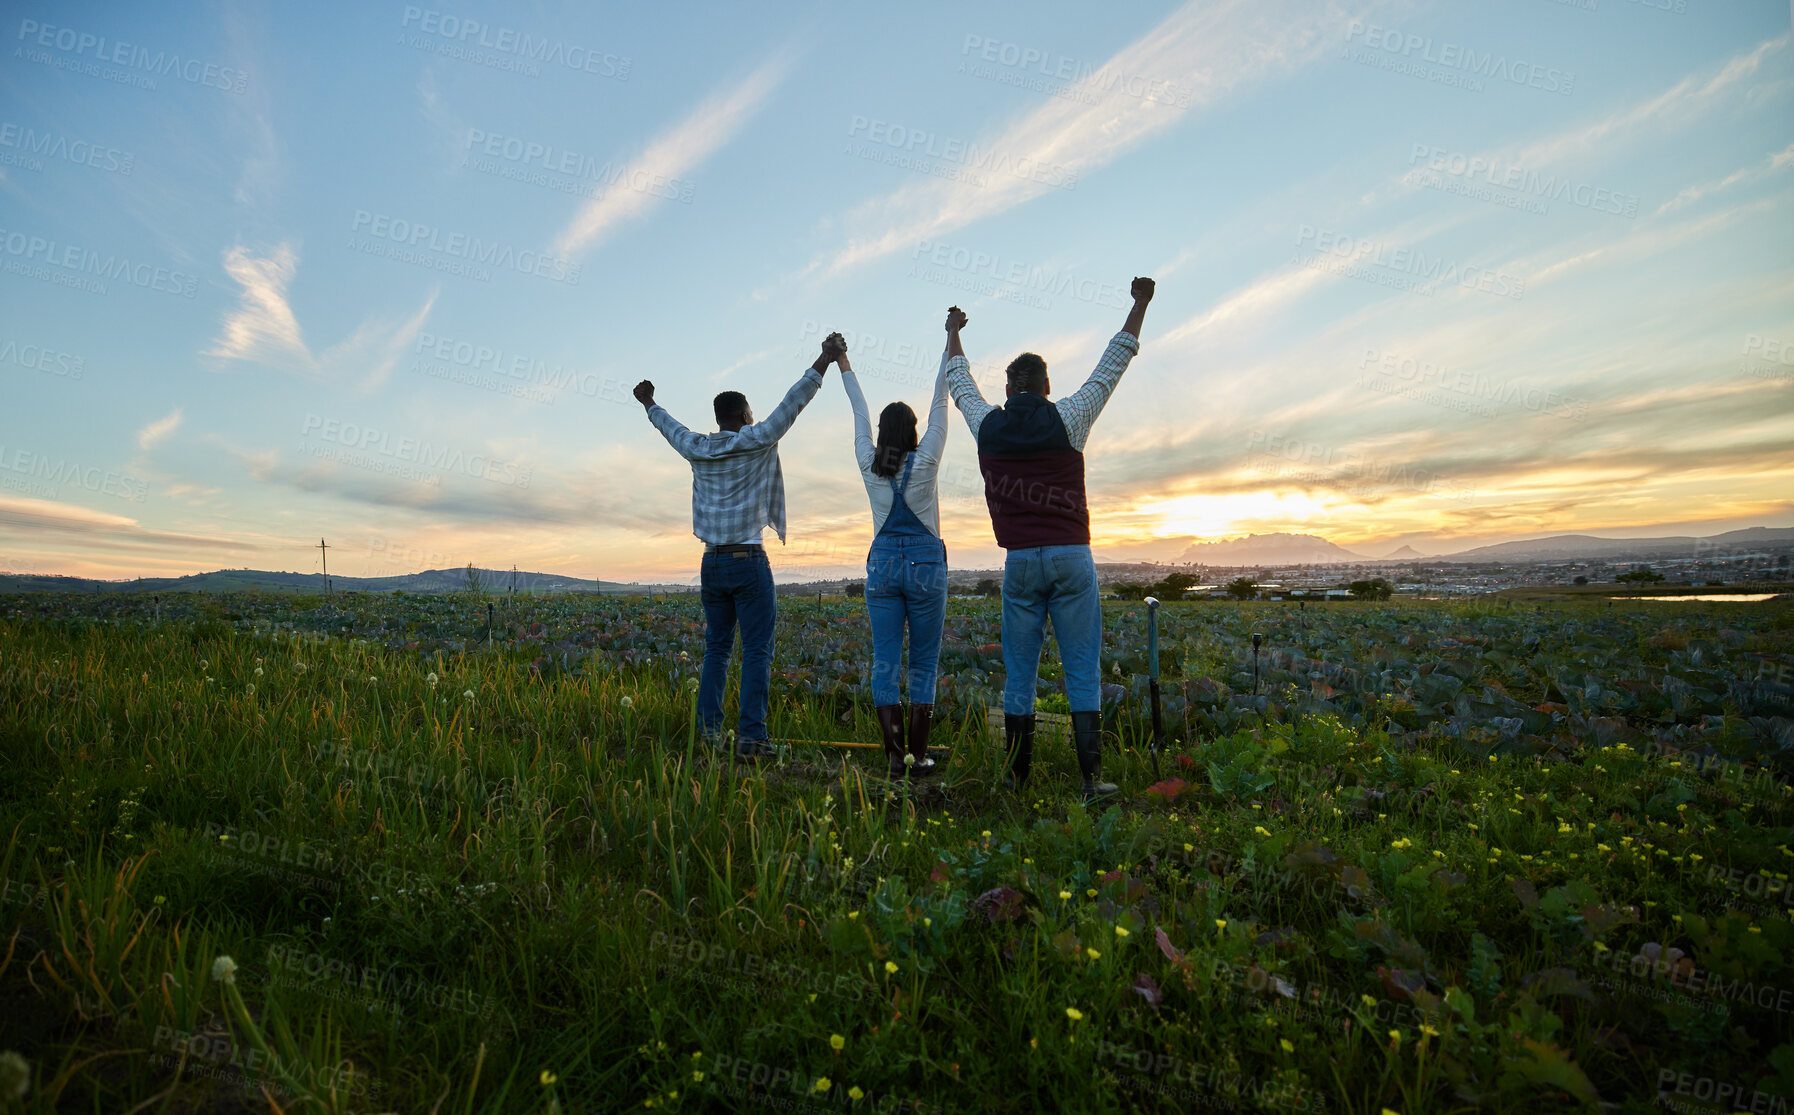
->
[2, 0, 1790, 584]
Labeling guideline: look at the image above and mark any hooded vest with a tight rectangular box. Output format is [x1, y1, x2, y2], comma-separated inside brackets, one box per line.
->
[975, 392, 1089, 549]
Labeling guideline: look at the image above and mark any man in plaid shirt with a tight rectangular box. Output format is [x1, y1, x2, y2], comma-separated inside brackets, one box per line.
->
[634, 332, 845, 758]
[947, 277, 1155, 802]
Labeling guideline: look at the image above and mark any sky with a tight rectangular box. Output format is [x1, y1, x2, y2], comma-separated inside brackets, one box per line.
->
[2, 0, 1791, 585]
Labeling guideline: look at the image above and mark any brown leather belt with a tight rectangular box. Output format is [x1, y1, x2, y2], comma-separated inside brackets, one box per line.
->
[707, 544, 763, 555]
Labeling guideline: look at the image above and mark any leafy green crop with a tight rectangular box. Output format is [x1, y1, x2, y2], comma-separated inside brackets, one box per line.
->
[0, 591, 1789, 1112]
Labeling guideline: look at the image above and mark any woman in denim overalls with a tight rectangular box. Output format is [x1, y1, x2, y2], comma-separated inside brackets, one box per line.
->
[837, 308, 962, 778]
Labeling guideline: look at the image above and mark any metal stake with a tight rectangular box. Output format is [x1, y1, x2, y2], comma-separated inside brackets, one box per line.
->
[1145, 597, 1164, 779]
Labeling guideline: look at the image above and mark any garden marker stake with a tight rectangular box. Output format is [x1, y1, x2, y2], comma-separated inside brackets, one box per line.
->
[486, 601, 494, 648]
[1145, 597, 1164, 779]
[1251, 632, 1263, 696]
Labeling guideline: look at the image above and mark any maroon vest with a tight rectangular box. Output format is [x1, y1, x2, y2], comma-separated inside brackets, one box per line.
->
[976, 393, 1089, 549]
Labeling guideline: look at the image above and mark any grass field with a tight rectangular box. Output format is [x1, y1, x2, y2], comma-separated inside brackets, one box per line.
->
[1, 590, 1791, 1113]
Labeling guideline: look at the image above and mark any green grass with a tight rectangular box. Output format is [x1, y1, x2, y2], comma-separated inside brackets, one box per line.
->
[0, 592, 1791, 1113]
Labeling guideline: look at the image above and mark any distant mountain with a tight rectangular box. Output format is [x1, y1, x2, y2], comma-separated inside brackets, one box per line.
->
[0, 567, 658, 595]
[11, 525, 1790, 591]
[1177, 533, 1368, 565]
[1444, 527, 1794, 562]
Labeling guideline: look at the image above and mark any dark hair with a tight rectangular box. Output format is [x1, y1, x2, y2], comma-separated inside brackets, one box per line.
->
[871, 401, 918, 478]
[1006, 353, 1047, 394]
[714, 391, 748, 426]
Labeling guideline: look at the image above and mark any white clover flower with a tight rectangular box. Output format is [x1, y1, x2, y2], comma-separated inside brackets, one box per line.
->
[245, 684, 256, 696]
[463, 689, 476, 701]
[0, 1050, 27, 1100]
[426, 672, 439, 687]
[621, 696, 634, 709]
[199, 659, 209, 670]
[367, 675, 378, 684]
[254, 667, 263, 677]
[295, 662, 309, 675]
[211, 955, 237, 985]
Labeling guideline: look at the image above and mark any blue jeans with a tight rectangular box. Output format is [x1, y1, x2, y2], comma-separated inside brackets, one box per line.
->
[865, 535, 948, 706]
[699, 549, 776, 742]
[1002, 544, 1102, 715]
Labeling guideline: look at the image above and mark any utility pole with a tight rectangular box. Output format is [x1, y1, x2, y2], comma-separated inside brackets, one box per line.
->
[319, 538, 332, 595]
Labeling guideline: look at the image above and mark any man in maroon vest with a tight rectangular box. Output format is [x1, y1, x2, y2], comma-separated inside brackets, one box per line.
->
[946, 277, 1155, 803]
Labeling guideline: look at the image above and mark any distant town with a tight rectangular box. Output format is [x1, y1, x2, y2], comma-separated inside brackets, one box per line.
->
[1080, 552, 1793, 601]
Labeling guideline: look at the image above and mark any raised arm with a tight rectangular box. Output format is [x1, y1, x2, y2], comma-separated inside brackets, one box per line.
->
[837, 353, 876, 473]
[732, 334, 839, 451]
[915, 343, 952, 463]
[1121, 276, 1154, 340]
[635, 379, 707, 460]
[941, 305, 994, 439]
[1056, 277, 1154, 450]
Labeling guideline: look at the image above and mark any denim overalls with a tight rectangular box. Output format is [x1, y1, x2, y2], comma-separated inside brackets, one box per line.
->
[865, 453, 949, 707]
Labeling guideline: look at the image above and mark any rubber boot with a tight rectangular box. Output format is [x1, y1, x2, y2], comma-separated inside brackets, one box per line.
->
[1074, 710, 1117, 803]
[877, 705, 906, 778]
[1003, 714, 1034, 791]
[905, 704, 940, 778]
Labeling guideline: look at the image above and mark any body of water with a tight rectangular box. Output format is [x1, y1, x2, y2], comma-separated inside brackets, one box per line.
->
[1611, 594, 1780, 602]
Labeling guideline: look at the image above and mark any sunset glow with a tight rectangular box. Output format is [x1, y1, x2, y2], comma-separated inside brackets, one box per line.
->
[3, 3, 1790, 584]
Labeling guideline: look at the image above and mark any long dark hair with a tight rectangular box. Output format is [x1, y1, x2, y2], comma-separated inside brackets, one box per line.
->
[872, 402, 918, 478]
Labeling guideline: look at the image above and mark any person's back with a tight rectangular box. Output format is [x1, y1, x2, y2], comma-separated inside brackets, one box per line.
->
[971, 389, 1091, 549]
[945, 278, 1156, 802]
[634, 334, 843, 757]
[650, 392, 813, 549]
[838, 310, 958, 779]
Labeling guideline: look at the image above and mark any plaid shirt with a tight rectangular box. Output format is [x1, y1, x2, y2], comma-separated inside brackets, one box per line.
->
[946, 331, 1140, 449]
[647, 367, 824, 545]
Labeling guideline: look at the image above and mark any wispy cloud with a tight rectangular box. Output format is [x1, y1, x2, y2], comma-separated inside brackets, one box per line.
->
[415, 69, 472, 174]
[221, 3, 281, 217]
[205, 243, 437, 390]
[0, 496, 252, 553]
[1159, 265, 1330, 351]
[815, 0, 1349, 277]
[708, 346, 781, 384]
[1529, 196, 1777, 286]
[137, 409, 183, 450]
[211, 432, 681, 533]
[1508, 36, 1789, 171]
[316, 295, 439, 391]
[1348, 36, 1792, 233]
[1657, 141, 1794, 214]
[207, 244, 308, 363]
[554, 54, 792, 258]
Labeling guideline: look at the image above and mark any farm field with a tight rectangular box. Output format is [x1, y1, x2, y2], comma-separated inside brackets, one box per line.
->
[1, 590, 1792, 1113]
